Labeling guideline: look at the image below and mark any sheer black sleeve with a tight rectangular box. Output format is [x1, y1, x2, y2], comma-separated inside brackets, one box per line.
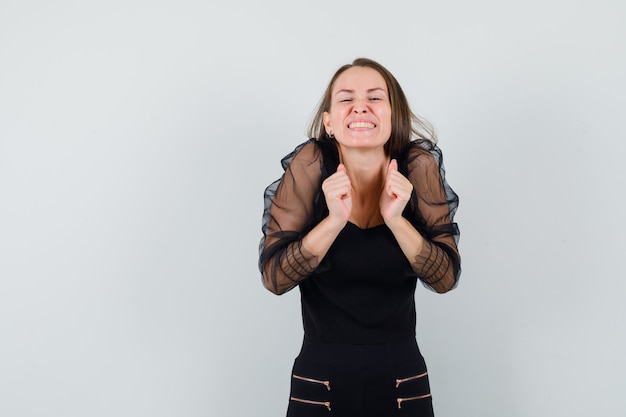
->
[259, 140, 326, 295]
[402, 140, 461, 293]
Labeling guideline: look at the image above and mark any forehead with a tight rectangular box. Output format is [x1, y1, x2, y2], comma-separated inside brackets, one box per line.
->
[332, 66, 388, 94]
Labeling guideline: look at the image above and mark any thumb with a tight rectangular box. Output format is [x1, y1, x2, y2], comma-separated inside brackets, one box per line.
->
[337, 163, 346, 173]
[387, 159, 398, 173]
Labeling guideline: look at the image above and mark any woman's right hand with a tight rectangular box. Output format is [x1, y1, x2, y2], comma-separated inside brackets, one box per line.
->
[321, 163, 352, 227]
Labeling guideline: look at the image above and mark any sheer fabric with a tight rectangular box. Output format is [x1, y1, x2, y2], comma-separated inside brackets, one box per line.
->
[259, 138, 460, 295]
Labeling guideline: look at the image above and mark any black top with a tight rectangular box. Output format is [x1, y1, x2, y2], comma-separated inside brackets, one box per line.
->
[301, 222, 418, 343]
[259, 138, 461, 344]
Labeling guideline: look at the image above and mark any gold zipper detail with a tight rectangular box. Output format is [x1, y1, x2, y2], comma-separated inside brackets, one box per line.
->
[290, 397, 332, 411]
[397, 393, 432, 409]
[292, 374, 331, 391]
[395, 371, 428, 388]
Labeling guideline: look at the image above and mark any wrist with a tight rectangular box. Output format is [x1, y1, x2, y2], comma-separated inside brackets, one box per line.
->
[384, 215, 407, 231]
[323, 215, 348, 231]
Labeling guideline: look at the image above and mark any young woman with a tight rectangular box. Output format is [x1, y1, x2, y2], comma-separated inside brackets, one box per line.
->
[259, 58, 461, 416]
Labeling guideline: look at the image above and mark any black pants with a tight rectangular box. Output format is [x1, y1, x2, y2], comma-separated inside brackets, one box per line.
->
[286, 338, 434, 417]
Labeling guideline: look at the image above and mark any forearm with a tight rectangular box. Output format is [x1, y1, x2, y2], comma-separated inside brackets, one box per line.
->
[302, 216, 346, 261]
[262, 217, 346, 295]
[386, 216, 456, 293]
[262, 239, 318, 295]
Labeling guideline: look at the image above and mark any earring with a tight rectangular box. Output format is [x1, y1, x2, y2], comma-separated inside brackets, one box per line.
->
[328, 131, 335, 139]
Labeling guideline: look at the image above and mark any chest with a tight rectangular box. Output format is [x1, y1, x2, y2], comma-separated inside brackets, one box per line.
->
[320, 222, 412, 284]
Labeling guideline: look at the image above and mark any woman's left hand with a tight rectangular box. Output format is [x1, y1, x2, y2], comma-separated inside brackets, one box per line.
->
[380, 159, 413, 225]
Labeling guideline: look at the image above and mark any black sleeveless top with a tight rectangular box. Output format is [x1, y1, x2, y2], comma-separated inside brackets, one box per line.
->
[300, 221, 418, 344]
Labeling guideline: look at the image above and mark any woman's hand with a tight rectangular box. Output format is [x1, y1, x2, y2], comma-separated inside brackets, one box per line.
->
[380, 159, 413, 226]
[321, 163, 352, 227]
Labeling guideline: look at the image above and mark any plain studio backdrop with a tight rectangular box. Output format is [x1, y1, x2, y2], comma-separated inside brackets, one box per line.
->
[1, 1, 624, 416]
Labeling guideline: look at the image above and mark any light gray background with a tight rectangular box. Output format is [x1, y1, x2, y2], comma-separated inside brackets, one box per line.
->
[1, 1, 625, 416]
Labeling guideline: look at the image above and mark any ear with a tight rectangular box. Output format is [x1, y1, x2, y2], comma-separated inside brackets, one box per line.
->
[323, 112, 332, 135]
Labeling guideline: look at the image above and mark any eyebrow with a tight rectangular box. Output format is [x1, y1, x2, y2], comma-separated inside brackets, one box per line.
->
[334, 88, 387, 95]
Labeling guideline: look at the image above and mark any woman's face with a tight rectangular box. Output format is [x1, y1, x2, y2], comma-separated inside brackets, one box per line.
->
[323, 66, 392, 152]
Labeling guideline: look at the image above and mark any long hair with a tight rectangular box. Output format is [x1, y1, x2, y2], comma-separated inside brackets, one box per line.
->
[307, 58, 436, 157]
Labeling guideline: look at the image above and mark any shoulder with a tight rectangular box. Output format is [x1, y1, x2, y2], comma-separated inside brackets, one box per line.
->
[280, 139, 321, 170]
[281, 139, 338, 178]
[401, 139, 442, 172]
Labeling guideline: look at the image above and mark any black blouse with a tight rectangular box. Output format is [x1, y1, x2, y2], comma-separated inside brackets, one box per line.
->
[259, 138, 461, 343]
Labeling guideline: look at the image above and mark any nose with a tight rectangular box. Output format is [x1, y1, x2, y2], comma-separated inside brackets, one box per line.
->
[353, 99, 368, 113]
[353, 105, 367, 114]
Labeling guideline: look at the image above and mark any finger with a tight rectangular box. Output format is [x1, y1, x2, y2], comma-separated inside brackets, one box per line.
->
[324, 177, 351, 196]
[387, 180, 412, 201]
[387, 159, 398, 174]
[385, 160, 398, 197]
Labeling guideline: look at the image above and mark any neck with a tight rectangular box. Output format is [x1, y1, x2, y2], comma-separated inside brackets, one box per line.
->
[339, 146, 388, 187]
[338, 145, 389, 228]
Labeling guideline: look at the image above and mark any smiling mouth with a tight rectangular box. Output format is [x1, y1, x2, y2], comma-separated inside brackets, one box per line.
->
[348, 122, 376, 129]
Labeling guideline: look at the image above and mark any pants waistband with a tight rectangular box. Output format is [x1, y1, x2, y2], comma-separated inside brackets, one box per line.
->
[298, 337, 422, 370]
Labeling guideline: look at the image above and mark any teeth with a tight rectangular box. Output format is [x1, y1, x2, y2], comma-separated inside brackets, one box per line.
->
[349, 122, 375, 129]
